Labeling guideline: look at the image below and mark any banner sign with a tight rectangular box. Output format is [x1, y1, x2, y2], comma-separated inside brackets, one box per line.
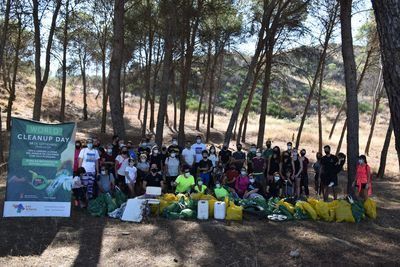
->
[3, 118, 76, 217]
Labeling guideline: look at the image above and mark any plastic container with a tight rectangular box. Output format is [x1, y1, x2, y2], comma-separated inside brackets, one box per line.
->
[197, 200, 209, 220]
[214, 201, 226, 220]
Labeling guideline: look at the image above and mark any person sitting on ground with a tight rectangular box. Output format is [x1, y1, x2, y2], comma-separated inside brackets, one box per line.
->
[319, 145, 339, 201]
[125, 158, 137, 197]
[72, 167, 87, 207]
[174, 166, 195, 194]
[232, 143, 246, 171]
[247, 144, 257, 173]
[225, 164, 239, 193]
[244, 175, 264, 199]
[143, 164, 164, 191]
[194, 178, 208, 194]
[235, 167, 250, 198]
[198, 150, 213, 186]
[353, 155, 371, 201]
[218, 144, 232, 169]
[164, 149, 181, 192]
[214, 181, 230, 200]
[97, 165, 115, 195]
[266, 172, 282, 198]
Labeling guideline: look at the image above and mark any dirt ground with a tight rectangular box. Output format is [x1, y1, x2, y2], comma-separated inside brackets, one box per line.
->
[0, 172, 399, 267]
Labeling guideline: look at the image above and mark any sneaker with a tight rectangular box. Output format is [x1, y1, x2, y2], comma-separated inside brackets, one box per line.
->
[328, 182, 334, 187]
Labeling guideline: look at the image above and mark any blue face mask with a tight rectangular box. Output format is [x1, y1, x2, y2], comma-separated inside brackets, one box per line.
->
[87, 143, 93, 149]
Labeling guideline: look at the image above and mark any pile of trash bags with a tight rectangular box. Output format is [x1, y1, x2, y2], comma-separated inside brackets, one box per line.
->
[87, 189, 377, 223]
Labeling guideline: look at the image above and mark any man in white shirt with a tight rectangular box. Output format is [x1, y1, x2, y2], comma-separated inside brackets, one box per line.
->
[182, 141, 196, 168]
[191, 136, 206, 164]
[78, 138, 100, 175]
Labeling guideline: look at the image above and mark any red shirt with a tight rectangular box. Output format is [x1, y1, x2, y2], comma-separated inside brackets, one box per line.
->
[74, 149, 81, 172]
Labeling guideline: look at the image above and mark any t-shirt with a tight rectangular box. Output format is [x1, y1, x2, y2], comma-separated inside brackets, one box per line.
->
[232, 151, 246, 169]
[150, 154, 164, 170]
[198, 159, 213, 173]
[115, 155, 130, 176]
[252, 157, 265, 173]
[194, 184, 207, 193]
[137, 161, 150, 172]
[165, 157, 180, 176]
[128, 149, 137, 160]
[356, 164, 370, 184]
[247, 181, 262, 192]
[208, 154, 218, 167]
[214, 187, 229, 199]
[262, 148, 273, 159]
[125, 166, 137, 183]
[219, 149, 232, 164]
[301, 157, 309, 175]
[235, 175, 250, 195]
[144, 173, 163, 187]
[78, 148, 100, 173]
[97, 173, 115, 192]
[175, 174, 195, 193]
[191, 143, 207, 163]
[182, 148, 196, 166]
[320, 155, 338, 178]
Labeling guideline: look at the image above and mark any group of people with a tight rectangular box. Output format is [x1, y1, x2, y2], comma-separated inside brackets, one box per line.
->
[72, 134, 373, 208]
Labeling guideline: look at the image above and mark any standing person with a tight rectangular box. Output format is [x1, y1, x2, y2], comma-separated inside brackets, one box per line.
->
[299, 149, 310, 197]
[285, 142, 293, 155]
[111, 135, 120, 158]
[208, 145, 218, 168]
[197, 150, 213, 186]
[182, 141, 196, 172]
[97, 165, 115, 194]
[232, 143, 246, 171]
[247, 144, 257, 174]
[252, 148, 266, 194]
[168, 137, 182, 157]
[115, 146, 130, 194]
[125, 159, 137, 197]
[143, 164, 164, 191]
[150, 146, 164, 171]
[267, 147, 281, 179]
[353, 155, 372, 201]
[313, 152, 323, 195]
[319, 145, 339, 201]
[138, 138, 151, 156]
[235, 167, 250, 198]
[191, 136, 207, 165]
[126, 141, 137, 162]
[174, 166, 195, 194]
[292, 148, 304, 198]
[74, 140, 82, 175]
[164, 150, 181, 192]
[280, 151, 295, 196]
[262, 140, 273, 160]
[78, 138, 100, 198]
[72, 167, 86, 207]
[218, 144, 232, 169]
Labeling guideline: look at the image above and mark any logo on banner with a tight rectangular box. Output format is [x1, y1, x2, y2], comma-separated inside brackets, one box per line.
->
[13, 204, 25, 213]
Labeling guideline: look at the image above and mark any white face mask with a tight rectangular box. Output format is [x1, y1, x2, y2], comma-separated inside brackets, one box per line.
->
[216, 184, 221, 188]
[249, 178, 255, 183]
[141, 159, 146, 163]
[185, 172, 191, 177]
[170, 153, 176, 158]
[241, 171, 247, 176]
[256, 152, 262, 157]
[358, 159, 364, 164]
[153, 150, 159, 154]
[274, 176, 280, 182]
[198, 181, 203, 186]
[101, 171, 106, 175]
[210, 149, 215, 153]
[172, 140, 178, 145]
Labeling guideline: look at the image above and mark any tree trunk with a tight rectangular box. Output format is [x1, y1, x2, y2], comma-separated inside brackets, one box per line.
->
[196, 86, 205, 131]
[295, 3, 338, 148]
[100, 47, 108, 133]
[121, 62, 127, 115]
[108, 0, 126, 139]
[196, 46, 211, 131]
[172, 66, 177, 131]
[206, 49, 220, 142]
[0, 0, 11, 71]
[32, 0, 62, 121]
[155, 0, 175, 145]
[80, 51, 88, 121]
[150, 36, 162, 133]
[224, 6, 268, 146]
[336, 119, 347, 155]
[0, 107, 3, 162]
[372, 0, 400, 166]
[138, 89, 143, 124]
[241, 116, 248, 143]
[365, 82, 383, 155]
[142, 28, 153, 137]
[340, 0, 359, 195]
[317, 57, 325, 154]
[377, 119, 393, 179]
[60, 0, 70, 122]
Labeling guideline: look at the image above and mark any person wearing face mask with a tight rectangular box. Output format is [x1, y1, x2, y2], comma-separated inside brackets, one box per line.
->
[74, 140, 82, 175]
[244, 176, 264, 199]
[214, 181, 230, 200]
[313, 152, 323, 195]
[267, 147, 281, 180]
[115, 147, 130, 193]
[174, 166, 195, 194]
[232, 143, 246, 171]
[97, 165, 115, 194]
[214, 162, 226, 185]
[262, 140, 273, 160]
[235, 167, 250, 198]
[182, 141, 196, 171]
[252, 148, 266, 194]
[208, 145, 218, 168]
[319, 145, 339, 201]
[197, 150, 213, 186]
[111, 135, 120, 158]
[164, 150, 181, 192]
[280, 151, 295, 196]
[150, 146, 164, 171]
[266, 172, 282, 198]
[168, 137, 182, 157]
[78, 138, 100, 181]
[218, 144, 232, 169]
[247, 144, 257, 173]
[285, 142, 293, 156]
[138, 138, 151, 156]
[292, 148, 304, 198]
[353, 155, 372, 201]
[137, 154, 150, 185]
[125, 159, 137, 197]
[191, 136, 207, 164]
[194, 178, 208, 194]
[126, 141, 137, 162]
[299, 149, 310, 197]
[143, 164, 164, 190]
[225, 164, 239, 191]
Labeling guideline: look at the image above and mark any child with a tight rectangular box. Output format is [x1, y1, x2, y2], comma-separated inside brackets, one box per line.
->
[72, 167, 87, 208]
[194, 178, 208, 194]
[125, 159, 137, 197]
[244, 176, 264, 199]
[97, 165, 115, 194]
[214, 181, 230, 200]
[353, 155, 372, 201]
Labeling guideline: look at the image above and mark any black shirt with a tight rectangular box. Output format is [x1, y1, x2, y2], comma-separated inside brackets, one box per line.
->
[320, 154, 338, 178]
[219, 149, 232, 164]
[150, 154, 164, 170]
[198, 159, 213, 173]
[232, 151, 246, 169]
[144, 173, 163, 187]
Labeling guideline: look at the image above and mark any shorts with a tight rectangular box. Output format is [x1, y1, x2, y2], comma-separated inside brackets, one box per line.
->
[125, 177, 136, 185]
[356, 183, 367, 189]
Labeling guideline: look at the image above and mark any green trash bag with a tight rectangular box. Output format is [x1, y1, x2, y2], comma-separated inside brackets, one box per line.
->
[104, 193, 118, 213]
[185, 199, 198, 210]
[273, 205, 294, 220]
[294, 207, 310, 220]
[180, 208, 196, 219]
[351, 200, 365, 223]
[164, 211, 181, 220]
[267, 197, 280, 213]
[163, 202, 181, 214]
[115, 189, 127, 207]
[88, 195, 107, 217]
